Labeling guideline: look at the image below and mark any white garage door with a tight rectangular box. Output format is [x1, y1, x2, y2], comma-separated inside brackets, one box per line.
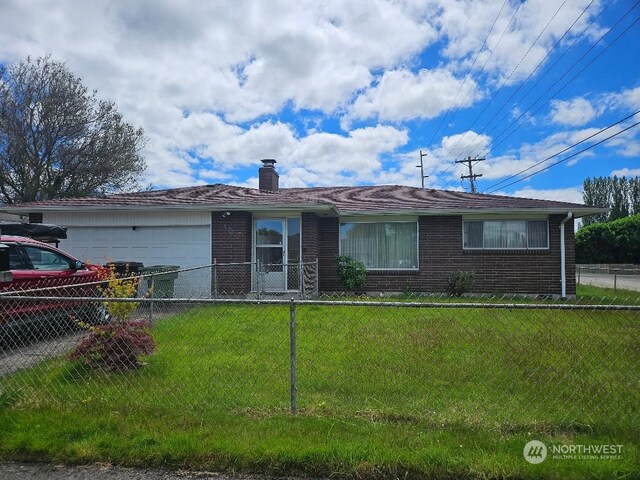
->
[57, 225, 212, 299]
[58, 225, 211, 269]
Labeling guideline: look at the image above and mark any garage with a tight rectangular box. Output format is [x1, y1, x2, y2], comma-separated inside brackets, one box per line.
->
[39, 210, 213, 298]
[57, 225, 211, 268]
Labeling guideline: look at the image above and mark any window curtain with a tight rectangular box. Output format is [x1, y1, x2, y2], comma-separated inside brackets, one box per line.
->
[527, 220, 548, 248]
[340, 222, 417, 269]
[483, 221, 527, 248]
[464, 220, 548, 249]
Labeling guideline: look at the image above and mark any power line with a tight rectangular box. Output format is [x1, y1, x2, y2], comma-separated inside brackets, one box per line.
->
[446, 0, 570, 164]
[483, 116, 640, 193]
[439, 0, 621, 190]
[437, 0, 601, 190]
[456, 156, 485, 193]
[449, 0, 602, 164]
[416, 150, 430, 188]
[483, 109, 640, 192]
[424, 0, 513, 151]
[476, 2, 640, 160]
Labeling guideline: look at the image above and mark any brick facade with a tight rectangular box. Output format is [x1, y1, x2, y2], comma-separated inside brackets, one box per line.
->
[301, 213, 320, 262]
[314, 214, 575, 296]
[211, 211, 252, 294]
[212, 211, 576, 296]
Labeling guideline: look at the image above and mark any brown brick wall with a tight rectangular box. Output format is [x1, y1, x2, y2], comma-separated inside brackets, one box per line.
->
[211, 211, 252, 294]
[318, 217, 340, 291]
[301, 213, 320, 263]
[317, 214, 576, 296]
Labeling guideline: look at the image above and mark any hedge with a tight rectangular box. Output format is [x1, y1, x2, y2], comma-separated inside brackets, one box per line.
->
[576, 214, 640, 264]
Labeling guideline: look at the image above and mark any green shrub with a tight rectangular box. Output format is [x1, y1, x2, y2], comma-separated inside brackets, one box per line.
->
[446, 271, 474, 297]
[576, 214, 640, 263]
[69, 266, 155, 371]
[335, 255, 366, 291]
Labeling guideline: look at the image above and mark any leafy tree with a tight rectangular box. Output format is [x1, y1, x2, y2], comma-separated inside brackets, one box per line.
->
[581, 175, 640, 227]
[609, 176, 629, 221]
[630, 177, 640, 216]
[0, 56, 146, 205]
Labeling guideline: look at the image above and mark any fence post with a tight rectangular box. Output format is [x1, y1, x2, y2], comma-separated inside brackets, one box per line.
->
[300, 261, 304, 299]
[256, 260, 261, 300]
[614, 271, 617, 291]
[289, 298, 297, 414]
[149, 274, 155, 322]
[315, 258, 319, 296]
[213, 258, 218, 299]
[577, 267, 581, 285]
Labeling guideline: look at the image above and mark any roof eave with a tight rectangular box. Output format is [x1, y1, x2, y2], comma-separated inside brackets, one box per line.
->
[1, 204, 608, 218]
[0, 203, 338, 215]
[337, 207, 609, 218]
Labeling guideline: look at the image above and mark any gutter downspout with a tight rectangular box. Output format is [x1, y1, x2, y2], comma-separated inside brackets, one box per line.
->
[560, 212, 573, 299]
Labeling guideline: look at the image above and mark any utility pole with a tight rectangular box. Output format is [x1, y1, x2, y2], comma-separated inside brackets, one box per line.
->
[455, 156, 485, 193]
[416, 150, 430, 189]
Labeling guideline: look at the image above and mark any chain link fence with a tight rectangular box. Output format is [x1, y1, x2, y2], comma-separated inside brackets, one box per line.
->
[0, 267, 638, 434]
[577, 264, 640, 292]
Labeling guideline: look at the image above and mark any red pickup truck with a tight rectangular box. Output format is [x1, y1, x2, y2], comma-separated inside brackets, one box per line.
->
[0, 236, 105, 335]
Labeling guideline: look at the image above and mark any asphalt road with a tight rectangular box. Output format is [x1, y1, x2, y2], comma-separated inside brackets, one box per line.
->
[577, 273, 640, 292]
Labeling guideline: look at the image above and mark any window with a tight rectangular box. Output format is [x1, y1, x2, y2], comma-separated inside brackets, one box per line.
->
[463, 220, 548, 250]
[23, 246, 73, 270]
[339, 222, 418, 270]
[7, 244, 29, 270]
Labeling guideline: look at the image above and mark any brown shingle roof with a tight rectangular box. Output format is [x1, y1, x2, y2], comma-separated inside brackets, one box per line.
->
[2, 184, 604, 216]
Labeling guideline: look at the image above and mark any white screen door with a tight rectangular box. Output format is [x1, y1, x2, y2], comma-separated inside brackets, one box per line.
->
[255, 219, 285, 291]
[254, 218, 300, 292]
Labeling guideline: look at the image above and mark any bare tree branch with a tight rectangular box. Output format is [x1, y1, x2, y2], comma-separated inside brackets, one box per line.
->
[0, 55, 147, 204]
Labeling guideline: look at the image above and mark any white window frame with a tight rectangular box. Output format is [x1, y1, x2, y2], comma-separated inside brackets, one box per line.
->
[338, 219, 419, 271]
[462, 218, 550, 250]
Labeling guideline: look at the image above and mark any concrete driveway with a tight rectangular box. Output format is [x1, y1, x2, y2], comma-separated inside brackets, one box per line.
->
[0, 331, 82, 377]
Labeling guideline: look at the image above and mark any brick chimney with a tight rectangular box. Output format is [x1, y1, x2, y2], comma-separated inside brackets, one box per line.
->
[258, 159, 279, 192]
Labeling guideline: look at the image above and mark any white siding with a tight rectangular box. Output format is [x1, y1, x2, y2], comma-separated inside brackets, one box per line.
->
[43, 210, 210, 228]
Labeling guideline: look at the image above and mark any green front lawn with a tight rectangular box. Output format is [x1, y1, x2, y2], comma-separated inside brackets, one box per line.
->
[0, 301, 638, 479]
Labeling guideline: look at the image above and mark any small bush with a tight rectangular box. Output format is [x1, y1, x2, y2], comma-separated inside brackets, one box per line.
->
[95, 264, 140, 321]
[336, 255, 367, 291]
[67, 320, 155, 371]
[69, 266, 154, 371]
[446, 271, 474, 297]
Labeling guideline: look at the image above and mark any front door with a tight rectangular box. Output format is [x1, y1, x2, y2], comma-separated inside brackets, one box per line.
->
[254, 217, 300, 292]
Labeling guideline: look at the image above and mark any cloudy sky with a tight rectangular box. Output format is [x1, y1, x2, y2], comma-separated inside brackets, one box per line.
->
[1, 0, 639, 203]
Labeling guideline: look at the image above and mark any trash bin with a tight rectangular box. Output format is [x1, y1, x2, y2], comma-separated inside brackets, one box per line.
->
[142, 265, 180, 298]
[104, 261, 144, 277]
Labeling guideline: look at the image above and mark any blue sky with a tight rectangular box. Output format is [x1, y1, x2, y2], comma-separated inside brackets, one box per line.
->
[1, 0, 639, 204]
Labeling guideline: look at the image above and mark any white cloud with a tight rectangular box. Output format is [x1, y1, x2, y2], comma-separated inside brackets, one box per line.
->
[0, 0, 618, 190]
[347, 67, 482, 123]
[0, 0, 436, 187]
[610, 168, 640, 177]
[144, 112, 410, 188]
[550, 98, 598, 126]
[435, 0, 605, 84]
[603, 85, 640, 112]
[512, 186, 583, 204]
